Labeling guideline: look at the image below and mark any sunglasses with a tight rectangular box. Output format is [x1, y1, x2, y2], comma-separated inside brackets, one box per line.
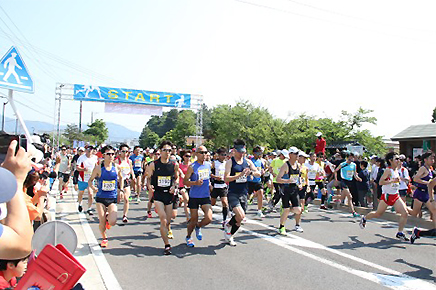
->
[162, 149, 172, 152]
[198, 151, 208, 154]
[220, 154, 227, 156]
[121, 150, 128, 153]
[105, 152, 115, 156]
[185, 155, 191, 158]
[394, 157, 400, 160]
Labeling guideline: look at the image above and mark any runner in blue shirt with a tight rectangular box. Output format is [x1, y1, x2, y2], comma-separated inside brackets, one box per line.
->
[129, 146, 144, 203]
[248, 146, 265, 219]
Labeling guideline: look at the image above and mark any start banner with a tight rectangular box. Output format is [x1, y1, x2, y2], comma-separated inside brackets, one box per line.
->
[73, 84, 191, 108]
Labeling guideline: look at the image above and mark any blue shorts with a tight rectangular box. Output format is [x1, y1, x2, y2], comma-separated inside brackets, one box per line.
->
[78, 181, 89, 191]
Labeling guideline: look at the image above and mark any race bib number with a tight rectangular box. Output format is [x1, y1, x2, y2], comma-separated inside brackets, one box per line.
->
[102, 180, 116, 191]
[289, 174, 299, 184]
[346, 171, 353, 179]
[392, 182, 399, 189]
[236, 174, 247, 183]
[134, 160, 142, 168]
[218, 169, 225, 178]
[308, 170, 317, 179]
[198, 169, 210, 180]
[158, 176, 171, 187]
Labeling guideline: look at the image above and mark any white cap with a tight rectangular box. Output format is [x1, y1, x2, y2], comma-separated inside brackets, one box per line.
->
[78, 147, 85, 151]
[298, 151, 309, 158]
[399, 154, 406, 160]
[316, 132, 322, 137]
[370, 155, 377, 159]
[288, 146, 299, 154]
[279, 149, 289, 158]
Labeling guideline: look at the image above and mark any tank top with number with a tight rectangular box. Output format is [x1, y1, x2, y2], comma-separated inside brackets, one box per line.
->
[283, 161, 300, 187]
[189, 161, 211, 198]
[340, 162, 356, 181]
[382, 167, 400, 195]
[228, 157, 249, 195]
[151, 159, 175, 194]
[97, 163, 118, 199]
[213, 160, 227, 189]
[416, 166, 433, 189]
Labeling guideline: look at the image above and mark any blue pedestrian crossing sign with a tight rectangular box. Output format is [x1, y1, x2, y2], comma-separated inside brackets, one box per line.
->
[0, 46, 34, 93]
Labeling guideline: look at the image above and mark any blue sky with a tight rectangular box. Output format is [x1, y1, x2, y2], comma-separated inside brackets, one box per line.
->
[0, 0, 435, 139]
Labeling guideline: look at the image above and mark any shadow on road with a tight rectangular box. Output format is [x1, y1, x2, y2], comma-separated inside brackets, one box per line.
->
[330, 234, 408, 250]
[394, 258, 436, 282]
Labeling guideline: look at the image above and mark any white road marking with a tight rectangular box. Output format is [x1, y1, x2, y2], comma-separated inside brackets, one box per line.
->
[213, 212, 435, 290]
[71, 189, 123, 290]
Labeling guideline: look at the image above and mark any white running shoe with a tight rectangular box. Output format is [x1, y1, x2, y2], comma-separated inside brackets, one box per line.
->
[223, 223, 232, 242]
[257, 211, 265, 219]
[294, 225, 304, 233]
[228, 236, 237, 246]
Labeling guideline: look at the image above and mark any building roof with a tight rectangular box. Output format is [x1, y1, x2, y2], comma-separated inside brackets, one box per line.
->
[391, 124, 436, 141]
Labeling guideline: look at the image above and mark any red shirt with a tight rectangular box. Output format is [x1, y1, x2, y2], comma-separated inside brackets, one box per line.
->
[0, 271, 17, 289]
[315, 138, 326, 154]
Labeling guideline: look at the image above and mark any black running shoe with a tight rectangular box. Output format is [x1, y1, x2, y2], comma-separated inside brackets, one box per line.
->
[410, 227, 420, 244]
[164, 245, 172, 255]
[78, 205, 83, 212]
[396, 232, 409, 241]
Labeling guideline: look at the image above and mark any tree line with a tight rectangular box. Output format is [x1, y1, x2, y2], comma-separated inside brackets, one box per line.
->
[139, 101, 386, 155]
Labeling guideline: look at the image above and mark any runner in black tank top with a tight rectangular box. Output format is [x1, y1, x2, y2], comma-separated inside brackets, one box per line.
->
[146, 141, 179, 255]
[277, 147, 304, 235]
[223, 139, 260, 246]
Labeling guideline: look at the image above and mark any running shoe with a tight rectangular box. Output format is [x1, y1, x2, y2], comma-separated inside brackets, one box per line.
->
[128, 196, 133, 202]
[136, 197, 141, 203]
[60, 193, 64, 199]
[222, 221, 226, 229]
[186, 237, 195, 247]
[105, 219, 111, 230]
[168, 228, 174, 239]
[122, 215, 128, 223]
[390, 206, 395, 212]
[78, 205, 83, 212]
[228, 236, 237, 247]
[100, 239, 108, 248]
[279, 227, 286, 235]
[352, 212, 360, 218]
[359, 216, 366, 229]
[396, 232, 409, 241]
[86, 209, 94, 216]
[294, 225, 304, 233]
[164, 245, 172, 255]
[257, 211, 265, 219]
[195, 226, 202, 240]
[147, 211, 152, 218]
[410, 227, 420, 244]
[304, 205, 308, 212]
[248, 198, 253, 205]
[320, 205, 328, 210]
[223, 223, 232, 242]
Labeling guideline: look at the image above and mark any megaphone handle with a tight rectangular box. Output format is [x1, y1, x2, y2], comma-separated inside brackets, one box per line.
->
[7, 89, 33, 147]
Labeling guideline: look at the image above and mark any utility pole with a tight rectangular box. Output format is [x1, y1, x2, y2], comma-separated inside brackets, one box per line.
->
[1, 98, 7, 132]
[79, 101, 82, 133]
[56, 84, 64, 149]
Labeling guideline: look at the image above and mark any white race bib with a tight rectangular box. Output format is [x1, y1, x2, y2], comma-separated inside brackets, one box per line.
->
[84, 171, 92, 182]
[289, 174, 299, 184]
[392, 182, 399, 189]
[158, 176, 171, 187]
[218, 169, 225, 178]
[236, 174, 247, 183]
[198, 169, 210, 181]
[308, 170, 317, 179]
[346, 171, 353, 178]
[102, 180, 116, 191]
[134, 160, 142, 168]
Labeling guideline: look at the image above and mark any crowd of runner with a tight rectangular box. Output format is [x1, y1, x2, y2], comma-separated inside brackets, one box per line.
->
[0, 131, 435, 285]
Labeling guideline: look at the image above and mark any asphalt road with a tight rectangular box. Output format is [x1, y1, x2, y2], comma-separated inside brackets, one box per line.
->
[85, 194, 436, 290]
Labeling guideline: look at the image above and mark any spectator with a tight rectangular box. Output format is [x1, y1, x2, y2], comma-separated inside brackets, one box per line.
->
[0, 255, 28, 289]
[315, 132, 326, 155]
[356, 160, 370, 207]
[0, 140, 33, 259]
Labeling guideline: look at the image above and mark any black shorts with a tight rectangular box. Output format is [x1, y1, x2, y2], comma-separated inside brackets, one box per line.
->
[172, 194, 180, 210]
[262, 175, 271, 184]
[58, 172, 70, 183]
[340, 180, 354, 190]
[248, 182, 263, 194]
[211, 187, 228, 199]
[96, 197, 117, 207]
[133, 171, 143, 178]
[188, 197, 211, 209]
[399, 189, 407, 197]
[282, 185, 300, 208]
[298, 185, 307, 199]
[316, 181, 324, 189]
[154, 191, 174, 205]
[73, 170, 79, 185]
[228, 192, 248, 212]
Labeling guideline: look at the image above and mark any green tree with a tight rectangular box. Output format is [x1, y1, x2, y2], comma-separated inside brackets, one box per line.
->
[62, 124, 82, 145]
[83, 119, 108, 145]
[139, 126, 159, 148]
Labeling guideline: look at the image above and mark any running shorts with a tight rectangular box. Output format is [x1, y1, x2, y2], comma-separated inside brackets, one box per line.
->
[59, 172, 70, 183]
[248, 182, 263, 194]
[413, 188, 429, 203]
[381, 193, 400, 206]
[228, 192, 248, 212]
[315, 181, 324, 189]
[282, 185, 299, 208]
[298, 185, 307, 200]
[78, 181, 89, 191]
[188, 197, 211, 209]
[211, 187, 228, 199]
[133, 171, 142, 178]
[153, 191, 174, 205]
[340, 180, 354, 190]
[96, 197, 117, 207]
